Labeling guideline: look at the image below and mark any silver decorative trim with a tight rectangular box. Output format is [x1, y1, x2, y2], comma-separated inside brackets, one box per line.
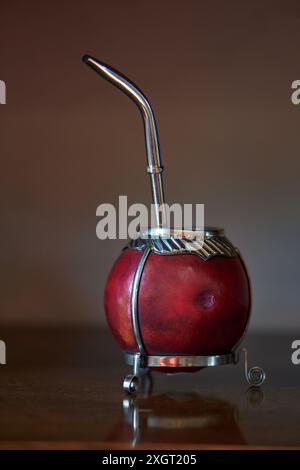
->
[128, 228, 237, 261]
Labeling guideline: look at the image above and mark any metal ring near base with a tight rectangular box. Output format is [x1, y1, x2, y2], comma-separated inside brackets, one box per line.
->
[124, 351, 238, 368]
[123, 374, 139, 394]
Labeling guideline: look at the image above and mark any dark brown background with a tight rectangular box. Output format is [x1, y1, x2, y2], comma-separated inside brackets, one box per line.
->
[1, 0, 299, 331]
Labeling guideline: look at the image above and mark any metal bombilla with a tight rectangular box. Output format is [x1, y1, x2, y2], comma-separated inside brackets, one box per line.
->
[82, 55, 166, 229]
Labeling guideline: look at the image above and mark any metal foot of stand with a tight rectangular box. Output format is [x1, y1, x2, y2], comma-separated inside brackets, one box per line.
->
[123, 348, 266, 394]
[241, 348, 266, 387]
[123, 353, 153, 395]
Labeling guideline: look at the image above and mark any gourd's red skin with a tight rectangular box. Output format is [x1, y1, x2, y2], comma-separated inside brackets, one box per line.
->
[104, 249, 250, 370]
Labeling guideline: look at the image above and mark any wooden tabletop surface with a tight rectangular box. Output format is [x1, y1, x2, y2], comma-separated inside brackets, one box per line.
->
[0, 327, 299, 449]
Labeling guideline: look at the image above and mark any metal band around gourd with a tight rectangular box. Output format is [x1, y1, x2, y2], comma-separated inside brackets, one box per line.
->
[124, 351, 238, 368]
[130, 247, 151, 354]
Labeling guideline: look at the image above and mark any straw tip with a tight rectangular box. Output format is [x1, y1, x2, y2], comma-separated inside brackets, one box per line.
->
[82, 54, 92, 64]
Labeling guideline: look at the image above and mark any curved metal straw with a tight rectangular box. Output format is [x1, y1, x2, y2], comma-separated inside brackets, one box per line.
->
[82, 55, 166, 228]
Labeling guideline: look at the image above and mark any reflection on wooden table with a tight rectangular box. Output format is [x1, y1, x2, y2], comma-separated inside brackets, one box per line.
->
[0, 328, 299, 449]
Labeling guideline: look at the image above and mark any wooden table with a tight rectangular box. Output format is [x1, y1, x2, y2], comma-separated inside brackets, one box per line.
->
[0, 327, 299, 449]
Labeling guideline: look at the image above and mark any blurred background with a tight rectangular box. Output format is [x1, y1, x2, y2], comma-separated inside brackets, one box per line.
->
[1, 0, 299, 332]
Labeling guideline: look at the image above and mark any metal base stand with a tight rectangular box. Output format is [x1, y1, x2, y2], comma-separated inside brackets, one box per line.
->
[123, 348, 266, 394]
